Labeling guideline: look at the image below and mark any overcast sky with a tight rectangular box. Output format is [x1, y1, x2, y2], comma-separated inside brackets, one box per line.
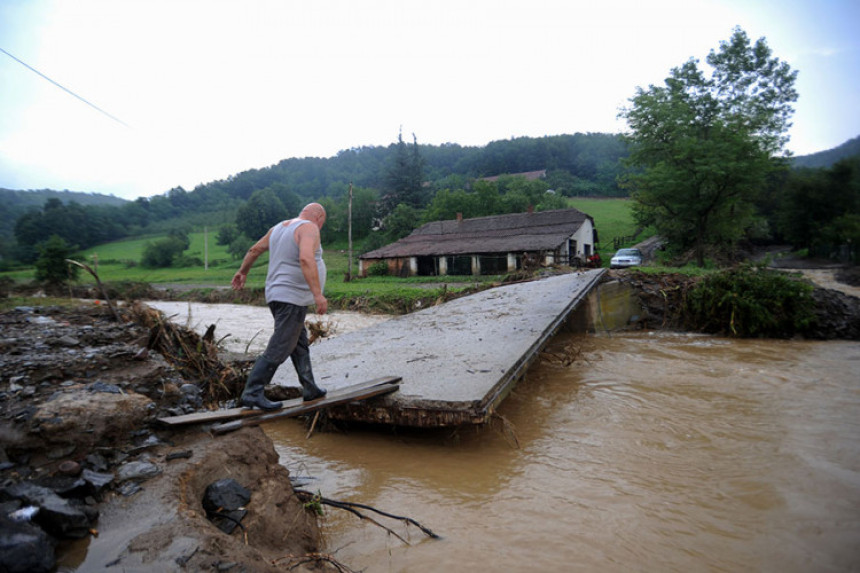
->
[1, 0, 858, 201]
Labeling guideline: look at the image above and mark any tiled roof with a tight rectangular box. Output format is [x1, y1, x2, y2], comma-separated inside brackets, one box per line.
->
[361, 208, 592, 258]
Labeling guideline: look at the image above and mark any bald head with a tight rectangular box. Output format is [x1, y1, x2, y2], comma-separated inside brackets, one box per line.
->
[299, 203, 326, 229]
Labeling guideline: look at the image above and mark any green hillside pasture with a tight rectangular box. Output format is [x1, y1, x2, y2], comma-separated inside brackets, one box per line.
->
[67, 231, 242, 286]
[33, 234, 487, 311]
[566, 197, 642, 253]
[3, 201, 644, 292]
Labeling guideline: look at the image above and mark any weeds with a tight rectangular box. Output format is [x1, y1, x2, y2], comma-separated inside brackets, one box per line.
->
[685, 264, 816, 337]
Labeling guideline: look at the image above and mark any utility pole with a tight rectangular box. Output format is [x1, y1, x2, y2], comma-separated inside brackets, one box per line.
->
[348, 182, 354, 281]
[204, 226, 209, 271]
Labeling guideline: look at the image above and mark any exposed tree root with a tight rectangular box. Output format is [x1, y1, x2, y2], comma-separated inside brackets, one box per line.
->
[274, 552, 359, 572]
[294, 489, 440, 543]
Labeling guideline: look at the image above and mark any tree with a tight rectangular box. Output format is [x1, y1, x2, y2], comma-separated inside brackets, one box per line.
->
[235, 189, 286, 239]
[620, 27, 797, 266]
[216, 224, 239, 246]
[380, 131, 426, 215]
[383, 204, 422, 241]
[141, 229, 190, 268]
[34, 235, 79, 287]
[778, 157, 860, 258]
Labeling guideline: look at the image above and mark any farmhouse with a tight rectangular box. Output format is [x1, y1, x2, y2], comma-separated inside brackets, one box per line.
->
[359, 207, 597, 277]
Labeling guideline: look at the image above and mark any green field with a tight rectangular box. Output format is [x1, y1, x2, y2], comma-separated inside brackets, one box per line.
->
[568, 197, 640, 248]
[2, 198, 647, 299]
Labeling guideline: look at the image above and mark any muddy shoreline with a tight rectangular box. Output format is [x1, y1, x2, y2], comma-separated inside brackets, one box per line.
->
[0, 303, 323, 572]
[2, 265, 858, 571]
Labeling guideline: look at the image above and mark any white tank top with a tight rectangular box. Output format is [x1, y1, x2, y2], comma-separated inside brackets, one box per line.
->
[264, 219, 326, 306]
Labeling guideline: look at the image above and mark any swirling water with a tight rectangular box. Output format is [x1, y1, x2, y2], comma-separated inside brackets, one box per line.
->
[266, 332, 860, 572]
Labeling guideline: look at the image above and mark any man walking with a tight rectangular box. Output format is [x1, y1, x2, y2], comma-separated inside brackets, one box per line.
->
[231, 203, 329, 410]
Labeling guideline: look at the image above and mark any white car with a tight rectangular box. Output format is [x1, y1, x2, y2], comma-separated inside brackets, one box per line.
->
[610, 248, 643, 269]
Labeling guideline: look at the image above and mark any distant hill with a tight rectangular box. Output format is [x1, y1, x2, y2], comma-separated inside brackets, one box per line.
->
[792, 136, 860, 169]
[0, 188, 127, 240]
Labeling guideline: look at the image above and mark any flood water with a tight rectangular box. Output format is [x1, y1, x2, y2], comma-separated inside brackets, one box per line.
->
[265, 332, 860, 572]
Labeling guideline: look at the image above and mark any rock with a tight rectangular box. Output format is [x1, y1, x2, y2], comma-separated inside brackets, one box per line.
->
[33, 475, 88, 498]
[84, 453, 109, 472]
[89, 381, 121, 394]
[30, 390, 153, 449]
[116, 460, 161, 482]
[203, 478, 251, 534]
[0, 515, 56, 573]
[117, 481, 142, 496]
[81, 468, 114, 493]
[58, 459, 81, 476]
[210, 508, 248, 534]
[53, 335, 80, 347]
[202, 478, 251, 514]
[2, 482, 94, 538]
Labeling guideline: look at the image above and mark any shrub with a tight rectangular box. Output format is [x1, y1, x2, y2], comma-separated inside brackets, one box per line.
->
[685, 264, 815, 337]
[35, 235, 79, 287]
[141, 236, 187, 268]
[366, 262, 389, 277]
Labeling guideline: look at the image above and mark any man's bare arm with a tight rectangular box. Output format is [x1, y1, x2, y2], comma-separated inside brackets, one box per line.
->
[295, 223, 328, 314]
[231, 228, 273, 291]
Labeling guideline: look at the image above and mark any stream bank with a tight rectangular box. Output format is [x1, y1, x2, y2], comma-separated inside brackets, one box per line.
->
[1, 264, 858, 571]
[0, 303, 321, 572]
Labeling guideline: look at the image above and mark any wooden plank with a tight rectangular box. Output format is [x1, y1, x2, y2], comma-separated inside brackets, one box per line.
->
[210, 380, 401, 435]
[157, 376, 402, 427]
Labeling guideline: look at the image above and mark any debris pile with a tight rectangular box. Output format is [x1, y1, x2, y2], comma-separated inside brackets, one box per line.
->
[0, 302, 319, 571]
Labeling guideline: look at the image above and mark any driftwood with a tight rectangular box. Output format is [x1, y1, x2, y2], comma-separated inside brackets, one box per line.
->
[294, 489, 440, 543]
[65, 259, 122, 322]
[274, 552, 359, 573]
[130, 302, 245, 405]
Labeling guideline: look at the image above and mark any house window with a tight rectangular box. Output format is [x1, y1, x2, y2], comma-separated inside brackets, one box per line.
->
[446, 256, 472, 276]
[416, 256, 437, 276]
[478, 254, 508, 275]
[568, 239, 578, 265]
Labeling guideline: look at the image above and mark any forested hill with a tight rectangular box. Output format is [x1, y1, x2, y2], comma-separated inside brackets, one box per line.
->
[0, 133, 630, 263]
[792, 136, 860, 169]
[194, 132, 629, 201]
[0, 188, 127, 240]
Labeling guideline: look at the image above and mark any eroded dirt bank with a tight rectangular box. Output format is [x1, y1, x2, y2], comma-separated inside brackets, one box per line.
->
[0, 303, 322, 572]
[608, 267, 860, 339]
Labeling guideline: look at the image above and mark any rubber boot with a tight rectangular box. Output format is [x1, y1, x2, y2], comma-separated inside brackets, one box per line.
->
[240, 357, 283, 410]
[291, 350, 327, 401]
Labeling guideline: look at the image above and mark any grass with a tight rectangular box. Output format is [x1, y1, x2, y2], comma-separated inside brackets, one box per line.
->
[567, 197, 643, 253]
[2, 198, 652, 293]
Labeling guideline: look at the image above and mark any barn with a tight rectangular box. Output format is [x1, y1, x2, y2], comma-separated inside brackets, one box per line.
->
[359, 207, 597, 277]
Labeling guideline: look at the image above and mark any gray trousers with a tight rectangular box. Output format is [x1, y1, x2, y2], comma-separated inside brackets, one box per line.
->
[262, 301, 310, 366]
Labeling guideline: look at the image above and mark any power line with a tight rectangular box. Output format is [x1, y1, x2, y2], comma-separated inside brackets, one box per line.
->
[0, 46, 131, 128]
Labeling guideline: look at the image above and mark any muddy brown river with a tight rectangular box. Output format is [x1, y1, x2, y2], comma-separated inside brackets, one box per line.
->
[265, 332, 860, 572]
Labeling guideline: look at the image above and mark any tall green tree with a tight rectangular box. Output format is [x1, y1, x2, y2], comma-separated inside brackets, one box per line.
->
[34, 235, 79, 287]
[235, 188, 286, 239]
[778, 157, 860, 258]
[620, 27, 797, 266]
[380, 131, 426, 215]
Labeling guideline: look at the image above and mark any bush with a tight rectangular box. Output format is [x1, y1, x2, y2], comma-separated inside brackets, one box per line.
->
[366, 262, 389, 277]
[685, 264, 815, 337]
[141, 236, 187, 268]
[35, 235, 79, 287]
[216, 225, 238, 246]
[227, 235, 254, 261]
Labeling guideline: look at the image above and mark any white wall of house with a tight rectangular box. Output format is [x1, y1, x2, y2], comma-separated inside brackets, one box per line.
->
[569, 219, 595, 257]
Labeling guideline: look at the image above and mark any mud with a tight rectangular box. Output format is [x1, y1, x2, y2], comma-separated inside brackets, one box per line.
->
[2, 261, 858, 571]
[608, 266, 860, 338]
[0, 303, 322, 572]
